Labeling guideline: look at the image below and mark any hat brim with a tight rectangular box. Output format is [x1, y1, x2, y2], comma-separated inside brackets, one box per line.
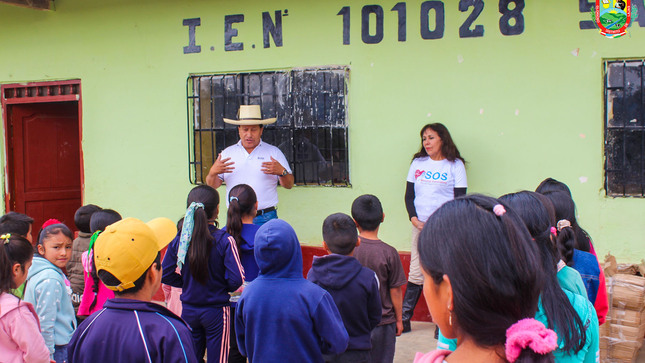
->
[223, 118, 277, 125]
[146, 217, 178, 250]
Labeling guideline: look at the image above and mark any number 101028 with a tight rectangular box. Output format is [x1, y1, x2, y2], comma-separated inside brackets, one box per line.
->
[337, 0, 525, 44]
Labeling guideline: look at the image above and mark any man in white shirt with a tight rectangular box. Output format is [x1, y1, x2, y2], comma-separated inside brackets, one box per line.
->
[206, 105, 294, 224]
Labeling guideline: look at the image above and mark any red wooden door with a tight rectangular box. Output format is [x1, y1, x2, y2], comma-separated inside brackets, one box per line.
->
[7, 102, 81, 234]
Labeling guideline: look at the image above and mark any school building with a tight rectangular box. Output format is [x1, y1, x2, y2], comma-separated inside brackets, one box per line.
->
[1, 0, 643, 270]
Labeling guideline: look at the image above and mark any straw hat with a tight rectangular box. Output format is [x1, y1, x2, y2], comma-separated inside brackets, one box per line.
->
[223, 105, 277, 125]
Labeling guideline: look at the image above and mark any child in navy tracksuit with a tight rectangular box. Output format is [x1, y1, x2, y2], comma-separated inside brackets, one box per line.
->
[308, 213, 381, 363]
[162, 185, 245, 363]
[235, 219, 349, 363]
[68, 217, 197, 363]
[222, 184, 261, 363]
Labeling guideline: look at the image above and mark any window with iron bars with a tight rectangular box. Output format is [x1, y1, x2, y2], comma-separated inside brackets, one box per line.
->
[187, 67, 350, 187]
[605, 60, 645, 197]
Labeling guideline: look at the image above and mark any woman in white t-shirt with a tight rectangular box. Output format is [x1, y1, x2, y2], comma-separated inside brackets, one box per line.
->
[402, 123, 467, 333]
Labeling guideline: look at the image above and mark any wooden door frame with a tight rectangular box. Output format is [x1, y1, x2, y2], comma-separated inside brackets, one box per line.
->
[1, 79, 84, 212]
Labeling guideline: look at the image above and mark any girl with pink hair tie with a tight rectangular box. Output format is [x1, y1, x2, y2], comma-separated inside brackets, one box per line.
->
[414, 194, 558, 362]
[499, 191, 599, 362]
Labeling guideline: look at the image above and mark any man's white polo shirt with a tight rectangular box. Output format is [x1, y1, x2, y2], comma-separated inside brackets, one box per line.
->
[219, 140, 292, 210]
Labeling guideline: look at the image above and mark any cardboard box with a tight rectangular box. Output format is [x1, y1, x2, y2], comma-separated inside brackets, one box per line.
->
[603, 323, 645, 342]
[599, 319, 644, 362]
[611, 274, 645, 311]
[607, 307, 645, 328]
[601, 256, 645, 362]
[600, 337, 642, 362]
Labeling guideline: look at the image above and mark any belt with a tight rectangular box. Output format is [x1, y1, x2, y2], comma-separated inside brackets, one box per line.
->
[256, 206, 276, 216]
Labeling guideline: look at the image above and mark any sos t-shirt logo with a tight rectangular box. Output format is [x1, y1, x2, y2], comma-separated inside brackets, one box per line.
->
[415, 170, 448, 183]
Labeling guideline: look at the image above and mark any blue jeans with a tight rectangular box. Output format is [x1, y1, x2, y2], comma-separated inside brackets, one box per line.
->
[369, 323, 396, 363]
[54, 344, 68, 363]
[253, 209, 278, 225]
[572, 249, 600, 304]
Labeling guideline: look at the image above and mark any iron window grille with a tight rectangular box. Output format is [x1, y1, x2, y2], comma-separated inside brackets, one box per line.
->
[187, 67, 350, 187]
[604, 60, 645, 197]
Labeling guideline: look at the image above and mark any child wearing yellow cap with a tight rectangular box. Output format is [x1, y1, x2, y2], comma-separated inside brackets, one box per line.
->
[67, 217, 198, 363]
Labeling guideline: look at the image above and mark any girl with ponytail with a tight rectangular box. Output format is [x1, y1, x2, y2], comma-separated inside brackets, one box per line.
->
[223, 184, 260, 363]
[499, 192, 599, 362]
[540, 190, 606, 324]
[0, 234, 49, 362]
[162, 184, 245, 363]
[78, 209, 122, 317]
[415, 194, 557, 363]
[535, 178, 594, 254]
[225, 184, 260, 282]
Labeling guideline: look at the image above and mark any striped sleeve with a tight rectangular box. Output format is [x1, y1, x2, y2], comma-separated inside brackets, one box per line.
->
[224, 236, 245, 290]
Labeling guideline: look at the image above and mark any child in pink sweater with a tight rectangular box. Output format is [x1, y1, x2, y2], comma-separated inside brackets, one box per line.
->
[77, 241, 114, 316]
[0, 233, 50, 363]
[78, 209, 121, 316]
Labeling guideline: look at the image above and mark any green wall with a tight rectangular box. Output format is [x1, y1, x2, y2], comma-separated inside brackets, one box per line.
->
[0, 0, 643, 262]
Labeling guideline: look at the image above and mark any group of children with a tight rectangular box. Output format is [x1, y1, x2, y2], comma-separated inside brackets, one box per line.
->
[0, 182, 408, 363]
[420, 179, 605, 363]
[0, 204, 125, 362]
[308, 195, 408, 363]
[0, 176, 606, 363]
[155, 185, 408, 363]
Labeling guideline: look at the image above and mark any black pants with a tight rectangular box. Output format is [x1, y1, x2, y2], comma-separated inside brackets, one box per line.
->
[324, 350, 370, 363]
[228, 307, 247, 363]
[368, 323, 396, 363]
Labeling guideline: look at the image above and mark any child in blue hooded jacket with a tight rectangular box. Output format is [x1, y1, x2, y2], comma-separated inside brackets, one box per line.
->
[235, 219, 349, 363]
[24, 220, 77, 363]
[307, 213, 381, 363]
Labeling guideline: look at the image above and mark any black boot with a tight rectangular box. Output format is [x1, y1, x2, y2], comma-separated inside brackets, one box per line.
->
[401, 282, 423, 333]
[402, 319, 411, 333]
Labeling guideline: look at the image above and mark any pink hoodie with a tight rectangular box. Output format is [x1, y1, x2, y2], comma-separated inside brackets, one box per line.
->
[0, 292, 50, 363]
[414, 349, 451, 363]
[78, 250, 114, 316]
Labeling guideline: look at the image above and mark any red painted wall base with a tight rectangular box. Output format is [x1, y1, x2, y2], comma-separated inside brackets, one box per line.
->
[155, 245, 433, 323]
